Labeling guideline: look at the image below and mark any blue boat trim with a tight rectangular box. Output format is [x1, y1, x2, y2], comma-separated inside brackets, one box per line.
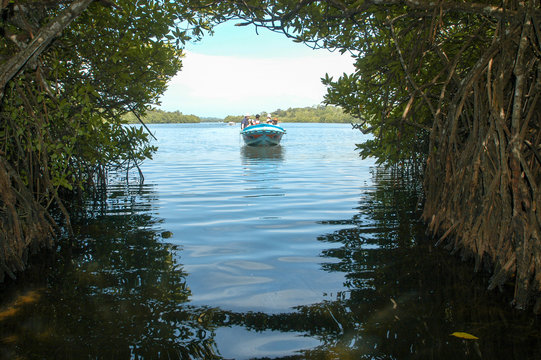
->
[241, 124, 286, 146]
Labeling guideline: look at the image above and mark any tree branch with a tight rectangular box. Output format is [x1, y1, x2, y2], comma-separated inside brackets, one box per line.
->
[0, 0, 95, 105]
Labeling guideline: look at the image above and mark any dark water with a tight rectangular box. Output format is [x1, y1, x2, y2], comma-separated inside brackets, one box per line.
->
[1, 123, 540, 359]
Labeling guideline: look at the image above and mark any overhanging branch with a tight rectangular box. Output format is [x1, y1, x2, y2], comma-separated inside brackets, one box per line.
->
[0, 0, 95, 105]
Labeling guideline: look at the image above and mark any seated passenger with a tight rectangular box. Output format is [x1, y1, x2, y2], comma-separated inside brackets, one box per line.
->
[241, 114, 250, 129]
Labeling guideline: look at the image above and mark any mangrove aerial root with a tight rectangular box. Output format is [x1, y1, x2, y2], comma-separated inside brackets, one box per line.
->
[0, 157, 56, 283]
[422, 4, 541, 311]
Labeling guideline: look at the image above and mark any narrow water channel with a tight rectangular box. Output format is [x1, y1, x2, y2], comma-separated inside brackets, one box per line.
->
[0, 123, 539, 359]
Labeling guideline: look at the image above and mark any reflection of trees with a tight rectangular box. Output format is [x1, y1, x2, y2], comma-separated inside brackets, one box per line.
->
[1, 170, 540, 359]
[0, 183, 221, 359]
[298, 168, 541, 359]
[212, 168, 540, 359]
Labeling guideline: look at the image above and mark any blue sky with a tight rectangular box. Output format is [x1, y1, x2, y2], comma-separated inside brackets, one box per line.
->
[158, 22, 355, 118]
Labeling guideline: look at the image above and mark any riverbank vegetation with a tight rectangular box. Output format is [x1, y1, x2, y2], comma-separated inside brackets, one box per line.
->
[0, 0, 212, 282]
[121, 106, 354, 124]
[224, 105, 356, 123]
[122, 110, 201, 124]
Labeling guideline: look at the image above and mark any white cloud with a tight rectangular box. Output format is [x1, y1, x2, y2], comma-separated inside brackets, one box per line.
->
[158, 51, 355, 118]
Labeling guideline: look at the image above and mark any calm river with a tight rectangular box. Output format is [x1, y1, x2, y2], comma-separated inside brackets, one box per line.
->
[1, 123, 540, 359]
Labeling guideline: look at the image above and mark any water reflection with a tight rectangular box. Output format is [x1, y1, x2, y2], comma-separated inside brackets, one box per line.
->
[240, 145, 284, 162]
[210, 167, 541, 359]
[302, 168, 541, 359]
[1, 169, 540, 359]
[239, 145, 285, 199]
[0, 183, 221, 359]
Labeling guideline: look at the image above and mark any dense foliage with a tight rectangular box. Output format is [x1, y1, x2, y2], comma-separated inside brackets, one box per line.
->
[0, 0, 215, 281]
[123, 109, 201, 124]
[224, 105, 356, 123]
[273, 105, 356, 123]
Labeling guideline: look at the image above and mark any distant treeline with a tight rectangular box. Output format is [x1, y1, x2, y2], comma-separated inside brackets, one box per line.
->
[224, 105, 357, 123]
[123, 109, 201, 123]
[123, 106, 357, 124]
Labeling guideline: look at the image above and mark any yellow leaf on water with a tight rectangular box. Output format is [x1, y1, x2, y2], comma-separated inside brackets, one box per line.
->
[451, 332, 479, 340]
[197, 312, 205, 323]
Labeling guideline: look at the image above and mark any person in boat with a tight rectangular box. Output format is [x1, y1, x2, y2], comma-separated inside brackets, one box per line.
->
[255, 114, 261, 124]
[272, 117, 278, 125]
[241, 114, 250, 130]
[266, 114, 272, 124]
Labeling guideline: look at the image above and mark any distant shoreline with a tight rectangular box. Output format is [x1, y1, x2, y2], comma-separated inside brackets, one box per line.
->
[124, 105, 357, 124]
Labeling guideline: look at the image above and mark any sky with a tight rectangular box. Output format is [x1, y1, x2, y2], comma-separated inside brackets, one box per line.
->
[158, 22, 356, 118]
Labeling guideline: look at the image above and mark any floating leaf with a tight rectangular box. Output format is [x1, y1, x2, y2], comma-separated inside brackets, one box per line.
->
[197, 312, 205, 323]
[451, 332, 479, 340]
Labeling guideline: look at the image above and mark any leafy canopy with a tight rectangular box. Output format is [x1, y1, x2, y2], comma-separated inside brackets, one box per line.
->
[0, 0, 219, 194]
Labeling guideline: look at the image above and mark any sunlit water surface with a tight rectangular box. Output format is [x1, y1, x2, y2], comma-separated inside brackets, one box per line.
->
[1, 123, 540, 359]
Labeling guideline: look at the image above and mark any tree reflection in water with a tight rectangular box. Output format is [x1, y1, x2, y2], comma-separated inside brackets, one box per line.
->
[288, 168, 541, 359]
[1, 169, 540, 359]
[0, 182, 221, 359]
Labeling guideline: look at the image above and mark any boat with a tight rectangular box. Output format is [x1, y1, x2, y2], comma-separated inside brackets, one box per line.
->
[240, 124, 286, 146]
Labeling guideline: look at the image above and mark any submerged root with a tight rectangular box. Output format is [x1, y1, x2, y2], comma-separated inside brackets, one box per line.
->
[0, 156, 56, 283]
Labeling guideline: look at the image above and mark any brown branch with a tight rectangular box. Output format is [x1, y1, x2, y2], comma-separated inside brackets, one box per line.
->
[0, 0, 95, 105]
[446, 28, 517, 144]
[389, 18, 437, 119]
